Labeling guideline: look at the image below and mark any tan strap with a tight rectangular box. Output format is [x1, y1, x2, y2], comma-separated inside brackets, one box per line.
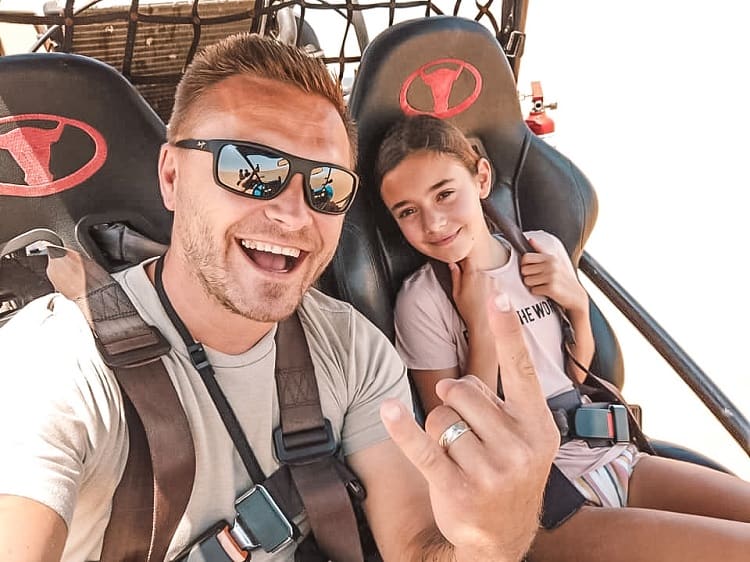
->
[290, 460, 364, 562]
[47, 247, 196, 561]
[275, 314, 364, 562]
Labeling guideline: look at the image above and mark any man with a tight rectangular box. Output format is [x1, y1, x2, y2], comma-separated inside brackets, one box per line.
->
[0, 33, 558, 561]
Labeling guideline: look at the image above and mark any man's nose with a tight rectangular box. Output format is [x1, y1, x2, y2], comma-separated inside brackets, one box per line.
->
[263, 173, 313, 229]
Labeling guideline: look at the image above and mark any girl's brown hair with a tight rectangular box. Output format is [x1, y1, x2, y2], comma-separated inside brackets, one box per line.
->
[376, 115, 499, 232]
[376, 115, 481, 186]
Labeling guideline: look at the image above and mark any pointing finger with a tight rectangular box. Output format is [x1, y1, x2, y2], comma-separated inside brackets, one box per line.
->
[485, 291, 547, 411]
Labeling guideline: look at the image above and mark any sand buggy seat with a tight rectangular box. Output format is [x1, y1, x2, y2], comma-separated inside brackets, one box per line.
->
[0, 52, 170, 319]
[318, 15, 728, 471]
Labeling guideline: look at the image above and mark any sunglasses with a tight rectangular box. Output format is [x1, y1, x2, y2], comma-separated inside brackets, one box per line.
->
[174, 139, 359, 215]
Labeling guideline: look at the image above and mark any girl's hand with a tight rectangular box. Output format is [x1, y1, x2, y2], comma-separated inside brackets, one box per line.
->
[450, 257, 491, 330]
[520, 237, 588, 313]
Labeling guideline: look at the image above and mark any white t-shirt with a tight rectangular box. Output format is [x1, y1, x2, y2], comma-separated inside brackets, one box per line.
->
[0, 260, 411, 561]
[394, 231, 628, 481]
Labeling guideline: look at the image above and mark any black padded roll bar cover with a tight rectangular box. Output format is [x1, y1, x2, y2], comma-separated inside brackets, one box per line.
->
[325, 16, 624, 387]
[0, 52, 171, 265]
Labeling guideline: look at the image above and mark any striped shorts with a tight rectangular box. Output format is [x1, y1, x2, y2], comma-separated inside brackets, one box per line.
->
[571, 444, 644, 508]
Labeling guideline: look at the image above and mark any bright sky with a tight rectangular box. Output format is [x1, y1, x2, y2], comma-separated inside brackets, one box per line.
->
[517, 0, 750, 479]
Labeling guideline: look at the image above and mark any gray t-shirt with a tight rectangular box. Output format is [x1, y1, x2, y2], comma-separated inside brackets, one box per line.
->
[0, 260, 411, 561]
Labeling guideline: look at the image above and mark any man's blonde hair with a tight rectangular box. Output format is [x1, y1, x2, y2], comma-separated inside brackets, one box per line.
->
[168, 33, 356, 163]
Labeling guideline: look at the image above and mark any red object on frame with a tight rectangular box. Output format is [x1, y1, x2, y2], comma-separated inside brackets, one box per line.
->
[525, 81, 555, 136]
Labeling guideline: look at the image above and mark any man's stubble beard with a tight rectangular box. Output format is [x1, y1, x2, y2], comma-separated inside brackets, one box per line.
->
[176, 208, 334, 322]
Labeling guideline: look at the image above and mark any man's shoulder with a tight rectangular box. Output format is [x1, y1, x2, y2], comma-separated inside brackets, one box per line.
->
[0, 292, 116, 404]
[303, 286, 357, 316]
[300, 288, 394, 351]
[0, 293, 90, 343]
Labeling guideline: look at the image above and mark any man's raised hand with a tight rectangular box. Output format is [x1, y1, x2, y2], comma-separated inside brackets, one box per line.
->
[380, 291, 559, 561]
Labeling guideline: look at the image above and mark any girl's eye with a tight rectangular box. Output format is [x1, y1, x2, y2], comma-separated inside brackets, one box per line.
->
[436, 190, 454, 202]
[397, 207, 416, 219]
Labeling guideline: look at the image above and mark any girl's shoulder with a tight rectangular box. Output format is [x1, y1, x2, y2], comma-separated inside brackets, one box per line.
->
[400, 261, 438, 292]
[396, 262, 452, 315]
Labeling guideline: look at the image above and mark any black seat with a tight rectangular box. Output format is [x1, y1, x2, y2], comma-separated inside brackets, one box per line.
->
[0, 52, 170, 315]
[319, 15, 728, 471]
[321, 15, 621, 384]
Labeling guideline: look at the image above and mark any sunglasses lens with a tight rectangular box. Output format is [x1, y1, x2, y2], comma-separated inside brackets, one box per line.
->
[308, 166, 356, 214]
[217, 144, 290, 198]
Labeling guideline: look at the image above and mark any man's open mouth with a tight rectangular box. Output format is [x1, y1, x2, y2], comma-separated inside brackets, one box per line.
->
[239, 239, 306, 273]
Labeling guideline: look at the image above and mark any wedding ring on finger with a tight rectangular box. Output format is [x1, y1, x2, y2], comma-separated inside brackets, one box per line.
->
[438, 420, 473, 449]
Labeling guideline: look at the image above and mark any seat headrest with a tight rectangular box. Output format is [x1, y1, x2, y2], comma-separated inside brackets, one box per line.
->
[351, 16, 526, 218]
[0, 52, 171, 264]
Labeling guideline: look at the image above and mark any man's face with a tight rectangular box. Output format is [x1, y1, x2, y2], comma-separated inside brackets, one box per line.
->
[161, 75, 351, 322]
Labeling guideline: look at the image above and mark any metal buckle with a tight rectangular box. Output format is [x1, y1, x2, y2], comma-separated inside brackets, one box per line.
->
[174, 522, 248, 562]
[231, 485, 294, 553]
[273, 418, 338, 465]
[504, 30, 526, 59]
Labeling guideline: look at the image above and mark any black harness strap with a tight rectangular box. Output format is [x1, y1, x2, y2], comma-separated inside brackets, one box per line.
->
[46, 247, 195, 561]
[154, 255, 364, 561]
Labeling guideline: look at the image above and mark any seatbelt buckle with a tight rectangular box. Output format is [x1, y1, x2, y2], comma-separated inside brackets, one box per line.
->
[232, 485, 295, 553]
[174, 521, 248, 562]
[609, 404, 630, 443]
[574, 404, 630, 443]
[273, 418, 338, 465]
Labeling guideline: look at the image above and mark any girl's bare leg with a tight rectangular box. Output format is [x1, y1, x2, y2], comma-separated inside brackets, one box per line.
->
[528, 456, 750, 562]
[527, 505, 750, 562]
[627, 454, 750, 521]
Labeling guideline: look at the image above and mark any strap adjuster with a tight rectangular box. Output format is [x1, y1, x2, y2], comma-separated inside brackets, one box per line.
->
[273, 419, 338, 465]
[96, 325, 170, 368]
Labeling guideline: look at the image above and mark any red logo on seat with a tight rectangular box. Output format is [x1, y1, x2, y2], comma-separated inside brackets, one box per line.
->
[0, 114, 107, 197]
[400, 59, 482, 118]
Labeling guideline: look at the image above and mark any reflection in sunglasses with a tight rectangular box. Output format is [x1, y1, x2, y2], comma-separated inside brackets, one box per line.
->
[178, 139, 357, 215]
[237, 165, 283, 197]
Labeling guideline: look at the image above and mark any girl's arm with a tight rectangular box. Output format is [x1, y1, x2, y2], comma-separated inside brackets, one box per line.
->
[561, 296, 594, 383]
[410, 367, 461, 414]
[520, 236, 594, 384]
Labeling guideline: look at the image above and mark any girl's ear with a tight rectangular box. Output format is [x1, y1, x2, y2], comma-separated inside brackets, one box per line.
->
[476, 157, 493, 199]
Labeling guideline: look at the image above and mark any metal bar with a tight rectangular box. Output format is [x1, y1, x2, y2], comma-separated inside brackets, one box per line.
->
[499, 0, 529, 80]
[579, 251, 750, 456]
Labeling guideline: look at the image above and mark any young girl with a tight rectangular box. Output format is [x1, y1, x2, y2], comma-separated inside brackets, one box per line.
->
[376, 114, 750, 561]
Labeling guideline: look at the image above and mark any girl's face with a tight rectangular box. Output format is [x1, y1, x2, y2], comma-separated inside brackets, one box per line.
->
[380, 150, 492, 263]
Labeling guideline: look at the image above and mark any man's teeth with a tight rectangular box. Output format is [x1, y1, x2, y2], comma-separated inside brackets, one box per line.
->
[240, 239, 301, 258]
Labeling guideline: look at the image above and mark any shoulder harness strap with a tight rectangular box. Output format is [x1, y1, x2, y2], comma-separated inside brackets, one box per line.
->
[46, 246, 196, 561]
[274, 314, 365, 562]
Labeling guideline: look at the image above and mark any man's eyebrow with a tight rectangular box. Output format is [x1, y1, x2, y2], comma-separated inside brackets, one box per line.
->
[389, 178, 453, 212]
